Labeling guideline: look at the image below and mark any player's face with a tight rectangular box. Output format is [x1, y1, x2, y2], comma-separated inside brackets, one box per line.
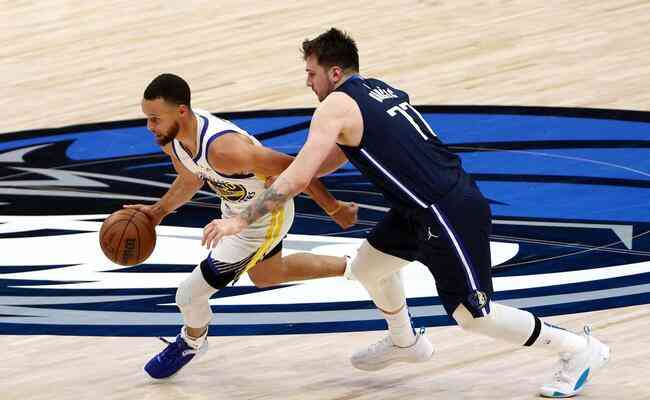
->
[141, 98, 181, 146]
[305, 55, 336, 102]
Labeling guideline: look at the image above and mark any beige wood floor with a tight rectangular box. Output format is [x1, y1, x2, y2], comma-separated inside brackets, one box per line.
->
[2, 1, 650, 399]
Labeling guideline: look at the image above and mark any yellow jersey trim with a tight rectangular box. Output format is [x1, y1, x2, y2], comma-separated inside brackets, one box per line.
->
[242, 207, 285, 273]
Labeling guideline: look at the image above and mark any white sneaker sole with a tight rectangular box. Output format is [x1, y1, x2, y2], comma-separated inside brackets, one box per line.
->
[351, 342, 434, 371]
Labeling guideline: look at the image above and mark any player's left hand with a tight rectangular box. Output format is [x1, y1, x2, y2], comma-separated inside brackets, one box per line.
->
[202, 216, 247, 249]
[330, 201, 358, 229]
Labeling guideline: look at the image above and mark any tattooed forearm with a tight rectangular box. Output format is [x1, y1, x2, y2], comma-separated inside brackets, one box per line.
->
[240, 177, 293, 225]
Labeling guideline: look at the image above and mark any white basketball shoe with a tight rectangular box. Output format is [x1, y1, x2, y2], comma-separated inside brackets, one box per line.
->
[540, 326, 610, 398]
[351, 327, 434, 371]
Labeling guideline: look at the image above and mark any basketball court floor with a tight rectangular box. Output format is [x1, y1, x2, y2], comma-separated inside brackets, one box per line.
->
[2, 2, 650, 399]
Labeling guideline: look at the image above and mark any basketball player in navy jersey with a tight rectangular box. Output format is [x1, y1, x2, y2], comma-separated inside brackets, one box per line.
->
[130, 73, 358, 380]
[202, 29, 610, 397]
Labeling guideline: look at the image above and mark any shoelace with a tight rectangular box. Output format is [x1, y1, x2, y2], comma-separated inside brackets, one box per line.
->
[552, 353, 574, 384]
[366, 336, 393, 355]
[364, 328, 425, 356]
[157, 336, 198, 359]
[553, 327, 594, 384]
[366, 329, 424, 355]
[158, 337, 172, 345]
[549, 325, 597, 388]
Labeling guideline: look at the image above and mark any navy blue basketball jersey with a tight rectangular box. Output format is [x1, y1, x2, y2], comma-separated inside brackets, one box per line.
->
[335, 75, 464, 210]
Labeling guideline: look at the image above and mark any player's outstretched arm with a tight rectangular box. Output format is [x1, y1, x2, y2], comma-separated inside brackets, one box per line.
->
[303, 179, 358, 229]
[202, 95, 348, 248]
[315, 145, 349, 177]
[208, 133, 357, 229]
[124, 144, 204, 225]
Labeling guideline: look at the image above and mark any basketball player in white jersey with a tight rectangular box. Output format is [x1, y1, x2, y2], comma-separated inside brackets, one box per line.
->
[128, 73, 358, 379]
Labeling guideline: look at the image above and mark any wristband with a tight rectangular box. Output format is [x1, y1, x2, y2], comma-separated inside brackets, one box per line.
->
[326, 202, 343, 216]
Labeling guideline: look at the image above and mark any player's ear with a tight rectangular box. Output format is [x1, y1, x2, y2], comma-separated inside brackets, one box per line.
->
[329, 66, 344, 82]
[177, 104, 190, 117]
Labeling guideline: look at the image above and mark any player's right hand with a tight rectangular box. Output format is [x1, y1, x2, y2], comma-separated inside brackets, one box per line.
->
[122, 204, 166, 226]
[202, 215, 248, 249]
[330, 201, 358, 229]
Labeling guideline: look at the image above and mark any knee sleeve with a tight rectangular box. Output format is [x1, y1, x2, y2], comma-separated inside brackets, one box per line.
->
[452, 301, 536, 345]
[176, 265, 218, 328]
[351, 241, 411, 312]
[351, 240, 410, 283]
[369, 271, 408, 312]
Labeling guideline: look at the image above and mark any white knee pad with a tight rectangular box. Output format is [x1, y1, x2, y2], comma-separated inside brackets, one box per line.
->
[452, 301, 535, 345]
[350, 241, 411, 312]
[350, 240, 410, 283]
[176, 265, 218, 328]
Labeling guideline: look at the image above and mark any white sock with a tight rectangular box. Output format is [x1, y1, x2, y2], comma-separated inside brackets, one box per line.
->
[181, 325, 208, 349]
[383, 306, 416, 347]
[343, 255, 356, 280]
[535, 321, 587, 354]
[453, 302, 587, 354]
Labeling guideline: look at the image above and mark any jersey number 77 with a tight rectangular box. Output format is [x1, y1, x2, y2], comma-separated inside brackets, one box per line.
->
[386, 101, 437, 141]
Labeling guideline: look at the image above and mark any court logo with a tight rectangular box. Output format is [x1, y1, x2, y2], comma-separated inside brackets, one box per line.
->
[1, 106, 649, 336]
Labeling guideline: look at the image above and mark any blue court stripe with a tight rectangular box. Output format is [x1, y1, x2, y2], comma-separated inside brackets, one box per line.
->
[124, 161, 173, 170]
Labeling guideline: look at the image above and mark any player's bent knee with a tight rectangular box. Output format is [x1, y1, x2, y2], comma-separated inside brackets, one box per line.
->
[199, 257, 238, 290]
[351, 241, 410, 284]
[176, 264, 218, 328]
[176, 265, 213, 308]
[248, 258, 287, 288]
[452, 303, 484, 331]
[452, 302, 513, 335]
[248, 273, 277, 288]
[175, 279, 193, 308]
[453, 302, 503, 337]
[452, 302, 537, 345]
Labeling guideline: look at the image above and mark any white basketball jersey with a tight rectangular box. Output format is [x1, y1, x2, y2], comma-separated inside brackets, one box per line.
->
[171, 108, 294, 231]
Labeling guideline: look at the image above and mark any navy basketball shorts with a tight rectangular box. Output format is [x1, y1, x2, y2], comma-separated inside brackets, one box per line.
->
[367, 182, 494, 319]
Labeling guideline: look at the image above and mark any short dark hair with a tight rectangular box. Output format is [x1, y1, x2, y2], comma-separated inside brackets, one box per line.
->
[301, 28, 359, 72]
[143, 73, 191, 107]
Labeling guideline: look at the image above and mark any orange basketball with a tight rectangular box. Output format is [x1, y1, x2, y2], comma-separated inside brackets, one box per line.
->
[99, 208, 156, 266]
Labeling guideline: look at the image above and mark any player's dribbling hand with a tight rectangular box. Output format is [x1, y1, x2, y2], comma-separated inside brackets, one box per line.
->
[122, 203, 166, 226]
[202, 216, 247, 249]
[329, 201, 358, 229]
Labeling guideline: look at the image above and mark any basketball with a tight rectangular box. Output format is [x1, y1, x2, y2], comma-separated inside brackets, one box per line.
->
[99, 208, 156, 266]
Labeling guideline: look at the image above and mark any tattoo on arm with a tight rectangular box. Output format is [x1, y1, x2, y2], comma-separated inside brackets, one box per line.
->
[240, 181, 290, 225]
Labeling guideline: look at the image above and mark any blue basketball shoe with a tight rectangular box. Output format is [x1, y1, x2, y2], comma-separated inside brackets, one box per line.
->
[144, 334, 208, 379]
